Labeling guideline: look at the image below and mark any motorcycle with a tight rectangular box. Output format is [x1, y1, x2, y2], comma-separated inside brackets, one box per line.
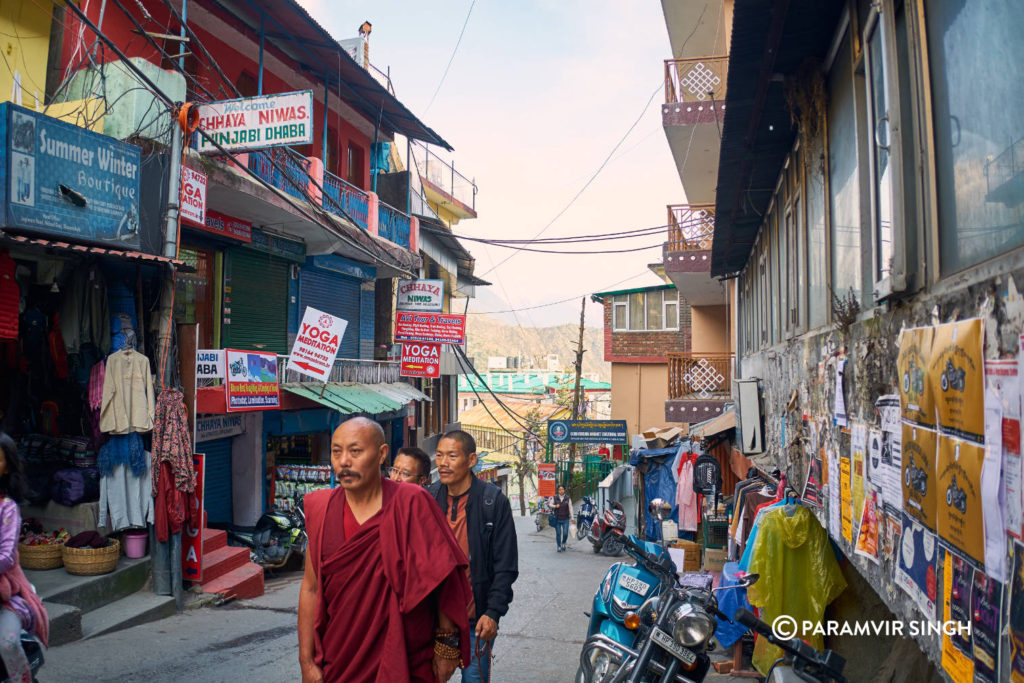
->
[734, 609, 848, 682]
[577, 500, 757, 682]
[946, 475, 967, 513]
[589, 501, 627, 556]
[904, 459, 928, 496]
[940, 359, 966, 392]
[535, 500, 552, 532]
[577, 496, 597, 540]
[227, 504, 307, 569]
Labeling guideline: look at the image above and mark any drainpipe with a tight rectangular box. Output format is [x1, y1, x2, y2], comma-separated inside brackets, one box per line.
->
[178, 0, 188, 72]
[257, 13, 265, 95]
[163, 119, 183, 259]
[322, 71, 329, 162]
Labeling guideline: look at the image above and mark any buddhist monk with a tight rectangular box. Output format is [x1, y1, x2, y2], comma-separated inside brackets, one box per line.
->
[298, 417, 471, 683]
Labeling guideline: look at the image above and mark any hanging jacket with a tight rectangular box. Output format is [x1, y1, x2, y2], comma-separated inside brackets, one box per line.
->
[0, 252, 18, 341]
[99, 349, 155, 434]
[676, 460, 699, 532]
[58, 265, 110, 355]
[151, 389, 195, 493]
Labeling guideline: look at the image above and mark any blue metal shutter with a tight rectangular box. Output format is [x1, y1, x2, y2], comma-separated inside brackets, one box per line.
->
[197, 438, 233, 525]
[298, 269, 361, 358]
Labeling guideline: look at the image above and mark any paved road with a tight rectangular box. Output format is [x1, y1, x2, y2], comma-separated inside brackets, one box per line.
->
[44, 515, 748, 682]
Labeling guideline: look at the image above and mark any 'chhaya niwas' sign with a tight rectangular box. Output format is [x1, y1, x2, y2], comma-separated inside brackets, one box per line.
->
[396, 279, 444, 312]
[196, 91, 313, 152]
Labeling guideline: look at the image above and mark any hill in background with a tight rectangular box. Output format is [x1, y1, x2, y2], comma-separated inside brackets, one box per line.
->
[465, 314, 609, 382]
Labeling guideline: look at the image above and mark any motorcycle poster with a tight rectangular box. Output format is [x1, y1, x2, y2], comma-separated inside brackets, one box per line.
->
[902, 423, 938, 530]
[930, 319, 984, 442]
[941, 549, 974, 683]
[898, 326, 936, 428]
[936, 436, 985, 567]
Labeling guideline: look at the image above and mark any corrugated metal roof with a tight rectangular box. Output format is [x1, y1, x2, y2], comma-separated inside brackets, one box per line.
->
[283, 381, 405, 415]
[711, 0, 845, 277]
[1, 232, 185, 266]
[459, 398, 568, 433]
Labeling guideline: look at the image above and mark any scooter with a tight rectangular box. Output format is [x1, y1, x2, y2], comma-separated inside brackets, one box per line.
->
[735, 609, 848, 682]
[589, 501, 627, 556]
[227, 504, 306, 569]
[576, 496, 597, 540]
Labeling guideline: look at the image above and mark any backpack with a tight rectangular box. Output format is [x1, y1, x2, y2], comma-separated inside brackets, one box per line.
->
[428, 481, 501, 536]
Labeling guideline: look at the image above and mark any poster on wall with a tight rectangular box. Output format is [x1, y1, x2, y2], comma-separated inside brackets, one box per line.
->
[936, 436, 986, 567]
[537, 463, 557, 497]
[834, 359, 848, 427]
[854, 490, 880, 563]
[903, 423, 938, 530]
[182, 454, 205, 582]
[981, 381, 1008, 582]
[225, 349, 280, 411]
[840, 445, 853, 543]
[1010, 542, 1024, 683]
[930, 319, 985, 441]
[827, 441, 841, 541]
[802, 456, 823, 508]
[898, 326, 936, 427]
[851, 424, 867, 539]
[876, 395, 904, 516]
[971, 569, 1003, 683]
[987, 358, 1023, 539]
[895, 511, 938, 619]
[941, 549, 975, 683]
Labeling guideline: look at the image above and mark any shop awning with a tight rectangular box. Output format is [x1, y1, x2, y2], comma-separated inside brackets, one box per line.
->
[282, 381, 426, 415]
[0, 232, 185, 267]
[687, 408, 736, 439]
[369, 382, 431, 404]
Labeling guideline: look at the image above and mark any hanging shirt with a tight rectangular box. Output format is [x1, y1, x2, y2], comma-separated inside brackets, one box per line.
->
[99, 349, 155, 434]
[676, 460, 699, 532]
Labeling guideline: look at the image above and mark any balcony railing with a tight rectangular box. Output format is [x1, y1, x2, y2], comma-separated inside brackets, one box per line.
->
[668, 353, 733, 400]
[279, 356, 402, 384]
[664, 56, 728, 105]
[413, 142, 477, 211]
[247, 148, 308, 202]
[378, 200, 411, 249]
[666, 204, 715, 251]
[323, 171, 371, 229]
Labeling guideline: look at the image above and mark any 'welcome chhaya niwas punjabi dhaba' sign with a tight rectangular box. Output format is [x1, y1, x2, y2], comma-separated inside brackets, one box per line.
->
[196, 90, 313, 152]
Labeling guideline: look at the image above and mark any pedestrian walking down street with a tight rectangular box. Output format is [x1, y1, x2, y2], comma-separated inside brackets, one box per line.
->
[430, 431, 519, 683]
[551, 485, 573, 552]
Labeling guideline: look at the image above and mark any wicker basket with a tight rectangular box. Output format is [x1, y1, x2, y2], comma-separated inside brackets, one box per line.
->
[62, 539, 120, 576]
[18, 542, 64, 571]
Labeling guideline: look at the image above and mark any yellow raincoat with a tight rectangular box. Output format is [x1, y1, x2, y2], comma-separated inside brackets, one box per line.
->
[746, 504, 847, 675]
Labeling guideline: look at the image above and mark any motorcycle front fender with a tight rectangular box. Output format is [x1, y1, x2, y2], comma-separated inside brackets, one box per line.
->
[598, 618, 636, 646]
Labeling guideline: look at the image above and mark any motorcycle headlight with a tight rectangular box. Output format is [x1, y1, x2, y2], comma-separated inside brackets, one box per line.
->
[600, 570, 615, 603]
[638, 596, 660, 627]
[669, 603, 716, 648]
[583, 644, 622, 680]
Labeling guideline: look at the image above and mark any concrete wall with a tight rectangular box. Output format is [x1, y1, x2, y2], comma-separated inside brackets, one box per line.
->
[231, 412, 264, 527]
[690, 305, 729, 353]
[1, 3, 51, 108]
[611, 363, 670, 435]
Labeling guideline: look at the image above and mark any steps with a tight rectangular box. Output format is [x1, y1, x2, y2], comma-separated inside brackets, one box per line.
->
[197, 529, 264, 600]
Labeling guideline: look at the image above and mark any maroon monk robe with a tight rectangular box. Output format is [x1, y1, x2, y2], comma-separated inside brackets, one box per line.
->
[305, 479, 472, 683]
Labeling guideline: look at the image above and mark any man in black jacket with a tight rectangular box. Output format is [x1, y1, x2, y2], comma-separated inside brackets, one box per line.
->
[429, 430, 518, 683]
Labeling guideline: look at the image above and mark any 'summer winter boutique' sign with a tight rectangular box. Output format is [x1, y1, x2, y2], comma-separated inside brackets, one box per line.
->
[396, 279, 445, 312]
[196, 90, 313, 152]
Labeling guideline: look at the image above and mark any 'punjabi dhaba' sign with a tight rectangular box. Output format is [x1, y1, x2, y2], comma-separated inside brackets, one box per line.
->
[196, 90, 313, 152]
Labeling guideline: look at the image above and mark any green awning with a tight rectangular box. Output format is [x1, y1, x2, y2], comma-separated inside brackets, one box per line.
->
[282, 382, 405, 415]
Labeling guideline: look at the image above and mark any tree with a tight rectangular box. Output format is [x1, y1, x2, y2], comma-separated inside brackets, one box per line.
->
[511, 445, 537, 517]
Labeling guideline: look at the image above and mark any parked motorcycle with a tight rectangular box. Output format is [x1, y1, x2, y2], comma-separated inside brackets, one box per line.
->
[227, 504, 306, 569]
[589, 501, 627, 556]
[535, 500, 552, 532]
[734, 609, 848, 682]
[577, 496, 597, 540]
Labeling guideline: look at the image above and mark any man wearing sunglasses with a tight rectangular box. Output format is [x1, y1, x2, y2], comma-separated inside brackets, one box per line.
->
[389, 446, 432, 487]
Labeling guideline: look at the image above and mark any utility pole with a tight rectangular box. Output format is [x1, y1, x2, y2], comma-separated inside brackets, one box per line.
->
[569, 297, 586, 461]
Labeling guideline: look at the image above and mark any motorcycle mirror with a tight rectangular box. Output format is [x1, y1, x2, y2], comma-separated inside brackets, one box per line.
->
[741, 573, 760, 587]
[648, 498, 672, 522]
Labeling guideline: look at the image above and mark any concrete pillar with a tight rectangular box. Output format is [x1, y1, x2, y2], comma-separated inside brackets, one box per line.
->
[306, 156, 324, 205]
[232, 412, 264, 526]
[366, 191, 380, 236]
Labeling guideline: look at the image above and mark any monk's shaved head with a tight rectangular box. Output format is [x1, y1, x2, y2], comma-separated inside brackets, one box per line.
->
[337, 416, 386, 447]
[331, 417, 389, 492]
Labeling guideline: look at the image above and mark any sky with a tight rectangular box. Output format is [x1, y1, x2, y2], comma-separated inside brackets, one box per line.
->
[297, 0, 685, 327]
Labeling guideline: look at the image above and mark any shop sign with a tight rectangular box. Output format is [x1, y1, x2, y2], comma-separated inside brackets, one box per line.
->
[194, 209, 252, 242]
[0, 102, 142, 249]
[400, 342, 441, 378]
[249, 227, 306, 262]
[547, 419, 628, 444]
[196, 90, 313, 152]
[180, 166, 206, 227]
[183, 454, 205, 582]
[195, 414, 244, 442]
[287, 307, 348, 382]
[225, 349, 280, 411]
[394, 311, 466, 344]
[396, 279, 444, 312]
[196, 349, 225, 379]
[538, 463, 556, 497]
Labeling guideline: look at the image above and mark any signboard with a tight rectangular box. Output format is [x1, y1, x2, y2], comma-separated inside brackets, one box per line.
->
[396, 279, 445, 312]
[287, 307, 348, 382]
[394, 311, 466, 344]
[225, 349, 280, 411]
[0, 102, 142, 248]
[195, 209, 252, 242]
[400, 342, 441, 378]
[196, 90, 313, 152]
[196, 349, 225, 379]
[183, 454, 205, 582]
[195, 414, 244, 443]
[538, 463, 557, 497]
[546, 419, 628, 444]
[250, 227, 306, 262]
[180, 166, 207, 227]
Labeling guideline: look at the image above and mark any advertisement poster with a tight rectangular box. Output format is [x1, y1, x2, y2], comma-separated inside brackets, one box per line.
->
[196, 90, 313, 152]
[855, 490, 880, 563]
[394, 311, 467, 345]
[834, 359, 848, 427]
[895, 511, 938, 618]
[537, 463, 557, 497]
[400, 342, 441, 378]
[1010, 542, 1024, 683]
[851, 424, 867, 538]
[898, 326, 936, 427]
[182, 454, 205, 582]
[936, 436, 986, 567]
[840, 448, 853, 543]
[971, 570, 1003, 683]
[981, 382, 1008, 582]
[395, 279, 445, 312]
[287, 307, 348, 382]
[876, 395, 904, 516]
[180, 166, 207, 227]
[931, 319, 984, 441]
[802, 456, 823, 508]
[903, 423, 938, 530]
[987, 359, 1023, 539]
[225, 349, 280, 411]
[941, 550, 974, 683]
[827, 442, 841, 541]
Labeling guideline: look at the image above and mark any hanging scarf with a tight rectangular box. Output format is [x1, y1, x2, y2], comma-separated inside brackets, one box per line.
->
[98, 433, 146, 477]
[151, 389, 195, 494]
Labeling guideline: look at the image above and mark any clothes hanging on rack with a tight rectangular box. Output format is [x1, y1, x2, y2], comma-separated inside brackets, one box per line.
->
[0, 252, 18, 342]
[151, 388, 195, 494]
[58, 264, 110, 356]
[98, 433, 147, 477]
[99, 349, 155, 434]
[99, 459, 154, 532]
[676, 458, 698, 532]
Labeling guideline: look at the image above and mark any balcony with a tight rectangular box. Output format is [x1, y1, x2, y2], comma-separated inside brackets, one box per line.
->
[662, 56, 728, 205]
[661, 204, 725, 305]
[378, 201, 412, 249]
[412, 142, 477, 220]
[665, 352, 733, 423]
[322, 171, 371, 230]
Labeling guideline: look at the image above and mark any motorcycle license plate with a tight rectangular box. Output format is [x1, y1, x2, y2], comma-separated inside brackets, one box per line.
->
[618, 574, 651, 596]
[650, 627, 697, 666]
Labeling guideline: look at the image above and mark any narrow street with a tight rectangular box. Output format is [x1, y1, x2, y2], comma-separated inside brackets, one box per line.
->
[43, 515, 626, 682]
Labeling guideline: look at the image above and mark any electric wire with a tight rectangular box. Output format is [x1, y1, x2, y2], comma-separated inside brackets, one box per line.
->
[424, 0, 476, 113]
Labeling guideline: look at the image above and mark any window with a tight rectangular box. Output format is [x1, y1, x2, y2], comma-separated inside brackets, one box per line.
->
[807, 128, 829, 327]
[828, 31, 862, 305]
[865, 14, 895, 284]
[346, 143, 364, 188]
[611, 290, 680, 331]
[926, 0, 1024, 273]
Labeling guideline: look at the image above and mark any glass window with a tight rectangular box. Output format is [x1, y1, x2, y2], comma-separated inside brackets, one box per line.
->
[807, 131, 828, 327]
[646, 290, 663, 330]
[628, 292, 645, 330]
[174, 246, 214, 349]
[613, 296, 627, 330]
[828, 31, 862, 304]
[866, 18, 895, 282]
[926, 0, 1024, 273]
[664, 294, 678, 330]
